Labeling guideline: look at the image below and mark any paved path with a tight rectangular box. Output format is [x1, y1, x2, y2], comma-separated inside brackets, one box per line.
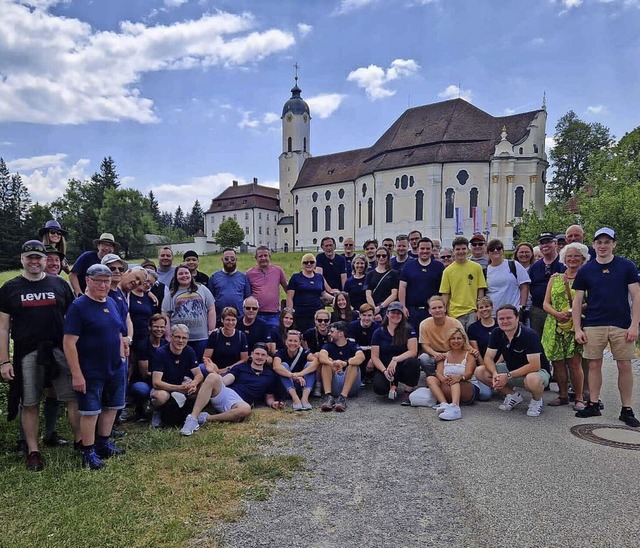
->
[209, 356, 640, 547]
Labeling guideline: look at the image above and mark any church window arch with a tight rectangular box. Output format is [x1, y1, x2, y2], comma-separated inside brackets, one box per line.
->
[409, 175, 415, 187]
[456, 170, 469, 186]
[533, 144, 539, 153]
[469, 188, 479, 217]
[295, 210, 299, 233]
[325, 206, 331, 231]
[367, 198, 373, 226]
[519, 147, 524, 155]
[338, 204, 345, 230]
[385, 194, 394, 223]
[358, 202, 362, 228]
[415, 190, 424, 221]
[288, 137, 292, 152]
[401, 175, 409, 190]
[514, 187, 525, 218]
[362, 183, 367, 197]
[338, 188, 345, 199]
[325, 190, 331, 201]
[311, 207, 318, 232]
[303, 137, 307, 152]
[395, 177, 400, 189]
[312, 192, 318, 202]
[445, 188, 455, 219]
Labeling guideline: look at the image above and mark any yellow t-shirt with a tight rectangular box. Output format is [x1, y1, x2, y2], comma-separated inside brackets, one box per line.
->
[439, 260, 487, 318]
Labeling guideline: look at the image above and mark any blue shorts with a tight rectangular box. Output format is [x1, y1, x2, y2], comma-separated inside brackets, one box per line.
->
[330, 368, 361, 398]
[77, 365, 127, 415]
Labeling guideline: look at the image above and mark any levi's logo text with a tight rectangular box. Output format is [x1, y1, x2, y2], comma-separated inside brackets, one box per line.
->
[20, 292, 56, 307]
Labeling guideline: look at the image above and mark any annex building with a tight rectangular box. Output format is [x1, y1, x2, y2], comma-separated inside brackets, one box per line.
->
[206, 79, 548, 251]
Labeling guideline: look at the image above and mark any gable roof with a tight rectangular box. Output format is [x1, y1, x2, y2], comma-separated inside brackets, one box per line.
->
[293, 98, 542, 190]
[205, 182, 280, 214]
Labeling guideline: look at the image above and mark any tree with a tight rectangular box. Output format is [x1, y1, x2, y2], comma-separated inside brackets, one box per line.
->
[513, 200, 578, 246]
[173, 206, 186, 231]
[547, 111, 613, 202]
[99, 188, 156, 257]
[185, 200, 204, 235]
[158, 211, 173, 229]
[214, 218, 244, 249]
[0, 159, 32, 269]
[24, 203, 54, 239]
[50, 178, 95, 256]
[148, 190, 162, 225]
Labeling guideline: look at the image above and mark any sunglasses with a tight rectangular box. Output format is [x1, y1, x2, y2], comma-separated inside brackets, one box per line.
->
[409, 237, 420, 241]
[376, 254, 388, 259]
[316, 318, 330, 323]
[22, 244, 45, 254]
[109, 266, 126, 272]
[488, 246, 503, 253]
[48, 230, 62, 236]
[471, 242, 485, 247]
[302, 260, 316, 265]
[440, 255, 453, 259]
[344, 243, 354, 247]
[383, 244, 394, 248]
[223, 257, 236, 262]
[244, 306, 258, 311]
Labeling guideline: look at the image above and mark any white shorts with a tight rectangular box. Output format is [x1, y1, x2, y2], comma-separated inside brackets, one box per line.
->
[210, 385, 245, 413]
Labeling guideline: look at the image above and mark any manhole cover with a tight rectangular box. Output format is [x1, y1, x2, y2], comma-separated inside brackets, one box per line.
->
[570, 424, 640, 450]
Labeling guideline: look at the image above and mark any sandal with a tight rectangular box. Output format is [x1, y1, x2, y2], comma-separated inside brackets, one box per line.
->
[548, 396, 569, 406]
[573, 400, 586, 411]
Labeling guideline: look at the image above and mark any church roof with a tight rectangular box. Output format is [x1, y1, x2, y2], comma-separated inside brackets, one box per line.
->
[293, 98, 542, 190]
[282, 81, 310, 117]
[206, 181, 280, 214]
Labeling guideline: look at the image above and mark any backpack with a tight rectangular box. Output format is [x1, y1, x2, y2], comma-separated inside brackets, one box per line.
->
[483, 260, 517, 281]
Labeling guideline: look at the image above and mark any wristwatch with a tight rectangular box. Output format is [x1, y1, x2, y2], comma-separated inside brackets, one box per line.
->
[506, 372, 512, 379]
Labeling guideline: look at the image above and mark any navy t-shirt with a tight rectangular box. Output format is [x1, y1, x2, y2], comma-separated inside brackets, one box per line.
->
[321, 340, 362, 361]
[573, 256, 638, 329]
[529, 256, 566, 308]
[70, 250, 101, 293]
[347, 319, 379, 348]
[371, 325, 417, 366]
[287, 272, 325, 313]
[466, 319, 498, 357]
[152, 344, 199, 386]
[344, 275, 367, 310]
[341, 253, 355, 273]
[399, 259, 444, 308]
[364, 269, 399, 305]
[274, 347, 312, 373]
[205, 329, 249, 368]
[108, 287, 129, 336]
[136, 337, 168, 363]
[391, 256, 414, 273]
[226, 362, 278, 405]
[64, 295, 124, 379]
[316, 253, 347, 291]
[487, 325, 550, 373]
[239, 318, 272, 351]
[129, 292, 155, 345]
[303, 328, 330, 354]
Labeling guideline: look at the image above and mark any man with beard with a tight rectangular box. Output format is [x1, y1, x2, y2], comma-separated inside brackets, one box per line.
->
[69, 232, 119, 297]
[391, 234, 413, 273]
[208, 248, 251, 325]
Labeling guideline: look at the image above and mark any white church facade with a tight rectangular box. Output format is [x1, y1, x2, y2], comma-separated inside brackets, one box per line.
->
[207, 79, 548, 252]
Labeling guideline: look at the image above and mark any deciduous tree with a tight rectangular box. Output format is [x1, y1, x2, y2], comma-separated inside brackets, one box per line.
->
[214, 218, 244, 249]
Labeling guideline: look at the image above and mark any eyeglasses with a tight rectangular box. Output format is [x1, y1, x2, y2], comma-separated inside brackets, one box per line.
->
[109, 266, 126, 272]
[471, 242, 485, 247]
[88, 277, 110, 286]
[48, 230, 62, 236]
[244, 306, 258, 311]
[383, 244, 394, 248]
[376, 254, 388, 259]
[302, 261, 315, 265]
[344, 243, 354, 247]
[440, 255, 452, 259]
[151, 324, 166, 329]
[171, 335, 189, 340]
[409, 237, 420, 241]
[488, 246, 503, 253]
[316, 318, 330, 323]
[223, 257, 236, 262]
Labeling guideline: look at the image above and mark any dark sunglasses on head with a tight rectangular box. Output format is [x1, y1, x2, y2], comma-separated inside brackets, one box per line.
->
[316, 318, 330, 323]
[471, 242, 485, 247]
[440, 255, 453, 259]
[302, 260, 315, 265]
[488, 246, 503, 253]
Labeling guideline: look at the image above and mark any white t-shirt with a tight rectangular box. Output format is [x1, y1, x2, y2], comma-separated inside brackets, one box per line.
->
[486, 260, 530, 314]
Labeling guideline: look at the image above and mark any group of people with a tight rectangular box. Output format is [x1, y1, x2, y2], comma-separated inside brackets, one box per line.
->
[2, 222, 639, 471]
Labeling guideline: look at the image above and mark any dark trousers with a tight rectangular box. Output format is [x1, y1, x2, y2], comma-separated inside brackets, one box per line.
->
[373, 357, 421, 394]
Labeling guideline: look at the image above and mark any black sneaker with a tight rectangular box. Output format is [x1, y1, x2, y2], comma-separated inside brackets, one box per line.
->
[575, 402, 602, 418]
[82, 449, 106, 470]
[43, 431, 69, 447]
[26, 451, 44, 472]
[619, 408, 640, 428]
[96, 439, 126, 459]
[321, 394, 335, 412]
[334, 395, 348, 412]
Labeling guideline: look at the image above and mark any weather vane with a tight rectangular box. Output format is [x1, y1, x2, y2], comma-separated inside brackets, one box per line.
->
[294, 62, 299, 83]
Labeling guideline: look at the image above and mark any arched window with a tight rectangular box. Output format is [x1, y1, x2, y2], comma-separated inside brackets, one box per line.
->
[325, 206, 331, 231]
[533, 144, 539, 153]
[362, 183, 367, 197]
[409, 175, 415, 187]
[312, 207, 318, 232]
[367, 198, 373, 226]
[514, 187, 525, 218]
[338, 204, 345, 230]
[358, 202, 362, 228]
[401, 175, 408, 190]
[385, 194, 394, 223]
[303, 137, 307, 152]
[287, 136, 292, 152]
[295, 210, 299, 234]
[519, 147, 524, 155]
[338, 188, 345, 199]
[456, 170, 469, 186]
[325, 190, 331, 201]
[445, 188, 455, 219]
[395, 177, 400, 189]
[312, 192, 318, 202]
[415, 190, 424, 221]
[469, 187, 479, 217]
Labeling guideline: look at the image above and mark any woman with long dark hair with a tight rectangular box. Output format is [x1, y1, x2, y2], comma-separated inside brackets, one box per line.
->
[344, 254, 367, 310]
[274, 307, 297, 351]
[39, 220, 70, 273]
[331, 291, 357, 323]
[365, 246, 399, 321]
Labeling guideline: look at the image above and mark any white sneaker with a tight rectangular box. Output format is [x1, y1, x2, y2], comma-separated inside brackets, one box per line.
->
[527, 399, 544, 417]
[180, 415, 200, 436]
[434, 402, 451, 415]
[151, 411, 162, 428]
[498, 391, 523, 411]
[197, 412, 210, 425]
[439, 404, 462, 421]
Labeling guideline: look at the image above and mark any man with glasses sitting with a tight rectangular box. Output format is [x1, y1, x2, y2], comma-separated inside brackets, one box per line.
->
[239, 297, 275, 361]
[303, 309, 332, 396]
[209, 248, 251, 327]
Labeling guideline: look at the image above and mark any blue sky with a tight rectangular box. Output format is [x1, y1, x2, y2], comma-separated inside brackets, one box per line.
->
[1, 0, 639, 214]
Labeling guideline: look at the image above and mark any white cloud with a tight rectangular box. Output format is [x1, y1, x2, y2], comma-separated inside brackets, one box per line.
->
[164, 0, 188, 6]
[0, 4, 295, 124]
[306, 93, 347, 118]
[238, 111, 261, 129]
[586, 104, 605, 114]
[438, 84, 473, 102]
[335, 0, 377, 15]
[504, 107, 517, 115]
[530, 37, 545, 46]
[347, 58, 420, 100]
[6, 153, 67, 172]
[153, 173, 245, 212]
[545, 136, 557, 151]
[15, 0, 69, 8]
[262, 112, 280, 124]
[297, 23, 313, 37]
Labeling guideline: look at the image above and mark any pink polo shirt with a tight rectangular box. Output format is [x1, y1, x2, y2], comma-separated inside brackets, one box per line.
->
[245, 264, 287, 313]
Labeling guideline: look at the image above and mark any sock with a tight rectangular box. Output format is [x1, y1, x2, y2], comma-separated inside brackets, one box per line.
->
[43, 397, 60, 439]
[81, 444, 95, 455]
[96, 435, 109, 449]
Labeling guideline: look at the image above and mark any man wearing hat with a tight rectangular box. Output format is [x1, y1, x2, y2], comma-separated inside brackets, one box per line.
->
[69, 232, 120, 298]
[469, 233, 489, 269]
[527, 232, 566, 337]
[44, 245, 65, 276]
[0, 241, 78, 471]
[572, 227, 640, 427]
[63, 263, 127, 469]
[183, 250, 209, 285]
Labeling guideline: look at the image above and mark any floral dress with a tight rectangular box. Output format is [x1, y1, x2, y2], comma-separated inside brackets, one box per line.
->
[541, 274, 581, 361]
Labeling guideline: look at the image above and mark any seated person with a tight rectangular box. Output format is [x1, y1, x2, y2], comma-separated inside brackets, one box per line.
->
[475, 304, 551, 417]
[426, 327, 477, 421]
[302, 309, 332, 396]
[418, 295, 465, 375]
[467, 296, 498, 365]
[180, 343, 284, 434]
[202, 307, 248, 376]
[317, 321, 365, 412]
[272, 330, 318, 411]
[150, 324, 203, 427]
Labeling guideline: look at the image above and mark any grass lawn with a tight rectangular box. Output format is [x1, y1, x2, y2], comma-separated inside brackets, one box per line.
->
[0, 250, 307, 546]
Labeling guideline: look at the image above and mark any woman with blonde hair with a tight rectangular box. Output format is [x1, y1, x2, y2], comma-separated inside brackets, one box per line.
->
[426, 327, 477, 420]
[286, 253, 333, 332]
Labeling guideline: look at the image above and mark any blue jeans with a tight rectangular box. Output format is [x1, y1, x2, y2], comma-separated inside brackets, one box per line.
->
[258, 312, 280, 331]
[279, 363, 316, 396]
[130, 381, 151, 408]
[330, 369, 361, 397]
[188, 339, 207, 363]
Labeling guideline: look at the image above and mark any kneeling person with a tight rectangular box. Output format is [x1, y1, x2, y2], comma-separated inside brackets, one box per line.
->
[318, 321, 365, 412]
[181, 343, 283, 434]
[475, 304, 551, 417]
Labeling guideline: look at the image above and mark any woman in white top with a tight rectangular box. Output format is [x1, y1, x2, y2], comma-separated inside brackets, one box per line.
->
[426, 327, 477, 421]
[485, 238, 530, 315]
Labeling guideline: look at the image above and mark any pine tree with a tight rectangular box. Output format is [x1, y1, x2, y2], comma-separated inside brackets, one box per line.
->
[173, 206, 186, 231]
[186, 200, 204, 235]
[0, 159, 32, 269]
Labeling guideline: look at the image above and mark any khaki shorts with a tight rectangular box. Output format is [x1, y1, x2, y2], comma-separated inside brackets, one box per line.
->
[583, 326, 636, 361]
[22, 348, 75, 407]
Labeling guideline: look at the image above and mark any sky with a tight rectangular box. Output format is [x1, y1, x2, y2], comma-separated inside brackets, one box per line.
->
[1, 0, 639, 215]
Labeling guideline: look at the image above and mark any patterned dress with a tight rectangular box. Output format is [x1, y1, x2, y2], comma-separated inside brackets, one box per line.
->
[541, 274, 581, 361]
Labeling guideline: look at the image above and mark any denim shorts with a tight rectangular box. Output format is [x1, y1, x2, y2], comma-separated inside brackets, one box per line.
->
[76, 364, 127, 415]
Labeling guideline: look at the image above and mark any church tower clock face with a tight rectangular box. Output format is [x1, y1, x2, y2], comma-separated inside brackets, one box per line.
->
[286, 113, 293, 122]
[303, 113, 308, 123]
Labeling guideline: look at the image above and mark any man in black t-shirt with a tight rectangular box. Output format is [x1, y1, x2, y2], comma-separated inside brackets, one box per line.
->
[317, 321, 365, 412]
[0, 240, 78, 471]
